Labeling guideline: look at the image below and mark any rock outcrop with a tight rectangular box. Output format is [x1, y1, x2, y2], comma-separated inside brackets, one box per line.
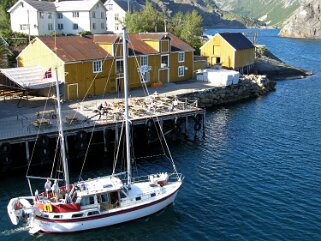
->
[253, 45, 312, 80]
[178, 75, 276, 108]
[279, 0, 321, 39]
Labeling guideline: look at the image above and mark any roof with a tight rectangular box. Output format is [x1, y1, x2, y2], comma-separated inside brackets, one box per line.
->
[219, 33, 254, 50]
[56, 0, 102, 12]
[129, 32, 194, 52]
[8, 0, 56, 12]
[0, 66, 57, 90]
[38, 36, 110, 62]
[112, 0, 141, 12]
[92, 34, 120, 44]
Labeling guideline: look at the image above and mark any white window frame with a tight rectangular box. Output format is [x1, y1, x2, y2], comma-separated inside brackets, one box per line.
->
[92, 11, 96, 18]
[58, 23, 63, 30]
[178, 66, 184, 77]
[116, 59, 124, 74]
[57, 12, 63, 19]
[178, 52, 185, 62]
[93, 60, 102, 73]
[141, 72, 150, 83]
[140, 56, 148, 66]
[72, 12, 79, 18]
[161, 54, 169, 68]
[93, 23, 96, 30]
[48, 23, 53, 31]
[39, 12, 44, 19]
[73, 24, 78, 30]
[101, 12, 104, 19]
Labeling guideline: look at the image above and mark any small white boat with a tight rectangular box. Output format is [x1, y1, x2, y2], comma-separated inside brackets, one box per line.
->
[7, 29, 183, 234]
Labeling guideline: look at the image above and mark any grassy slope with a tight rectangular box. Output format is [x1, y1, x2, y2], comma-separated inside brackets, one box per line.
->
[217, 0, 301, 26]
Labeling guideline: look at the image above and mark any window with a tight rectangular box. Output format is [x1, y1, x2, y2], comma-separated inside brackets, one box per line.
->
[93, 23, 96, 30]
[48, 23, 53, 31]
[58, 23, 63, 30]
[72, 213, 83, 218]
[48, 13, 52, 19]
[101, 12, 104, 19]
[92, 11, 96, 18]
[115, 13, 119, 21]
[19, 24, 28, 30]
[108, 4, 113, 10]
[135, 197, 141, 201]
[93, 60, 102, 73]
[80, 196, 95, 206]
[178, 66, 184, 77]
[101, 23, 105, 30]
[116, 60, 124, 74]
[53, 215, 62, 219]
[178, 52, 185, 62]
[57, 12, 63, 19]
[87, 211, 99, 216]
[115, 24, 119, 31]
[72, 11, 79, 18]
[151, 193, 156, 197]
[100, 194, 108, 203]
[161, 55, 169, 68]
[141, 72, 150, 83]
[39, 12, 44, 19]
[21, 2, 24, 7]
[73, 24, 78, 30]
[140, 56, 148, 66]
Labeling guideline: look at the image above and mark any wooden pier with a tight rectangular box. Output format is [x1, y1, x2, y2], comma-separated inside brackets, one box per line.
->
[0, 94, 205, 172]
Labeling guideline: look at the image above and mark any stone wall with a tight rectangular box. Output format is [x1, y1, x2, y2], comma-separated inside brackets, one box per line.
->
[178, 75, 276, 108]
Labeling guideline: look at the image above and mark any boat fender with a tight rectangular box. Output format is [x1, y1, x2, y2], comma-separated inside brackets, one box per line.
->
[146, 119, 154, 129]
[1, 154, 13, 171]
[38, 135, 49, 146]
[194, 122, 201, 131]
[76, 131, 87, 141]
[43, 203, 53, 213]
[1, 142, 12, 154]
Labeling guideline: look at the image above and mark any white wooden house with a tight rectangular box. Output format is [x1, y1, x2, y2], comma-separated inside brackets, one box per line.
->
[8, 0, 107, 36]
[104, 0, 141, 33]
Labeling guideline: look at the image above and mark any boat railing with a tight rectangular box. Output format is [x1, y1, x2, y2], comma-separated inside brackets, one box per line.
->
[131, 172, 183, 184]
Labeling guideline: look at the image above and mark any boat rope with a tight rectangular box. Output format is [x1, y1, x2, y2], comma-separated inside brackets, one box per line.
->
[50, 135, 61, 178]
[26, 83, 54, 178]
[127, 34, 179, 177]
[112, 120, 125, 175]
[78, 121, 97, 181]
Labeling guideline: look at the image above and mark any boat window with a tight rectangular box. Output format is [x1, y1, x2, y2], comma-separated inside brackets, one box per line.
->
[72, 213, 83, 218]
[42, 214, 49, 218]
[80, 195, 95, 206]
[136, 196, 141, 201]
[120, 190, 127, 198]
[87, 211, 99, 216]
[53, 215, 62, 219]
[100, 193, 108, 203]
[150, 183, 158, 187]
[150, 193, 156, 197]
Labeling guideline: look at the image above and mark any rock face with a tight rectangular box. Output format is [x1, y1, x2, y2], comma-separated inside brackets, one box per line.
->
[178, 76, 276, 108]
[279, 0, 321, 39]
[253, 45, 312, 80]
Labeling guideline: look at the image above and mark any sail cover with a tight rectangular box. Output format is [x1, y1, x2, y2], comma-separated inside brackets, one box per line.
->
[0, 66, 58, 89]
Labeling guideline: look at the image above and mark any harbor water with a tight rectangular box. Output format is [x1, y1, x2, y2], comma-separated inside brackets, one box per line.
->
[1, 29, 321, 240]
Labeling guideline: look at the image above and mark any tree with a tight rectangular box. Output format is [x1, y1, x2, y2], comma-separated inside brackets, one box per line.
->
[125, 1, 164, 33]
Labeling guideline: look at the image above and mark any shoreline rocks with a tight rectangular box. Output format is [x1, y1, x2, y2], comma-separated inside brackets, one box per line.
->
[178, 75, 275, 108]
[253, 45, 312, 80]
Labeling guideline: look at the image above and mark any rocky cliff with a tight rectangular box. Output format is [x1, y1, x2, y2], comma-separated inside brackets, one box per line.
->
[215, 0, 306, 27]
[279, 0, 321, 39]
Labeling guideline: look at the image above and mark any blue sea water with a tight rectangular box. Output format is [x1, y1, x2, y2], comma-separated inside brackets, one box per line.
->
[1, 29, 321, 240]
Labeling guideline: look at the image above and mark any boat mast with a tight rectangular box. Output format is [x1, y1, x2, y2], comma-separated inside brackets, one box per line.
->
[54, 67, 70, 192]
[122, 28, 131, 185]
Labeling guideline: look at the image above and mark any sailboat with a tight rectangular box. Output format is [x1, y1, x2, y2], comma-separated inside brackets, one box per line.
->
[6, 29, 183, 234]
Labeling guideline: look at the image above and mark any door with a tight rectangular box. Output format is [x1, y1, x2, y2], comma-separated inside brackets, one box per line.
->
[67, 83, 78, 100]
[159, 69, 169, 84]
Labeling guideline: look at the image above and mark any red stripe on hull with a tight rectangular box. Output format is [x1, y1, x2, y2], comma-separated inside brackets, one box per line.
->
[36, 190, 178, 224]
[40, 203, 173, 234]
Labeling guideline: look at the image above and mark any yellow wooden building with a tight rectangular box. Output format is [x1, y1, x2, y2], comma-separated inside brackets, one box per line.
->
[200, 33, 255, 72]
[17, 32, 194, 100]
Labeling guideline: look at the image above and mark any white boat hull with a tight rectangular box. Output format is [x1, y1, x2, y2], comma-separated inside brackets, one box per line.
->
[31, 184, 180, 233]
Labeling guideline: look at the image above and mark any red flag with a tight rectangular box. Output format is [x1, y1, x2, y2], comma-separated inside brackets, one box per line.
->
[44, 68, 52, 79]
